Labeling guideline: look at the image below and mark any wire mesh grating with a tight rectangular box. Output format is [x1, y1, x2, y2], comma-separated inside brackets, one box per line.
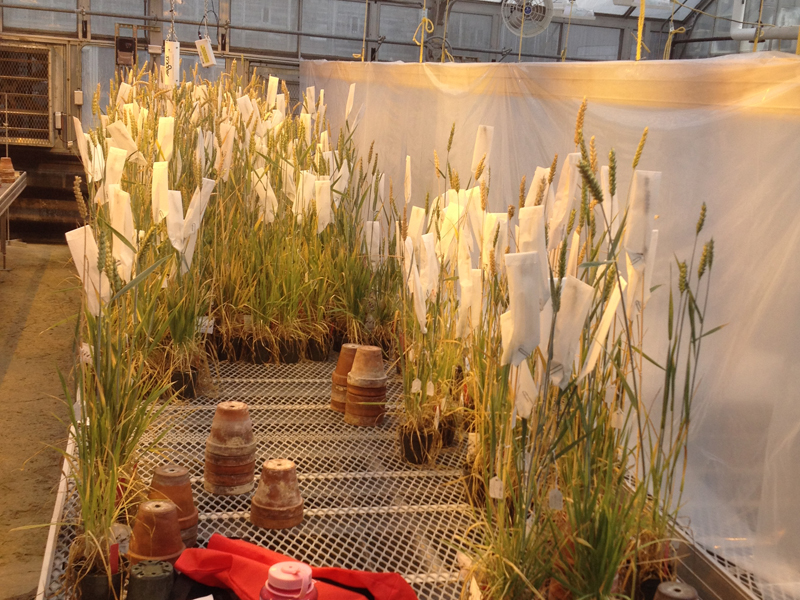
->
[0, 45, 51, 146]
[43, 360, 473, 600]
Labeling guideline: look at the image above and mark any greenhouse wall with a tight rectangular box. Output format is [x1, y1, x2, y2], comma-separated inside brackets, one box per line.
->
[303, 53, 800, 598]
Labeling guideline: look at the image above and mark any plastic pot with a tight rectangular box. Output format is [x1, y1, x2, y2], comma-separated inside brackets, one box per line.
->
[399, 428, 436, 464]
[277, 338, 301, 363]
[127, 560, 174, 600]
[76, 569, 123, 600]
[170, 368, 198, 400]
[306, 337, 330, 362]
[438, 414, 458, 447]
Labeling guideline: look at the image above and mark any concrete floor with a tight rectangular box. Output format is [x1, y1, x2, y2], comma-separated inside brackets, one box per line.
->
[0, 243, 79, 600]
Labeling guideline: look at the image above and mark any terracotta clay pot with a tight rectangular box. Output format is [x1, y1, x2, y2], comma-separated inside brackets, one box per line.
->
[330, 382, 347, 413]
[204, 401, 257, 495]
[128, 500, 185, 565]
[331, 343, 359, 412]
[344, 389, 386, 427]
[332, 343, 359, 386]
[0, 157, 15, 183]
[148, 464, 199, 548]
[250, 459, 304, 530]
[654, 582, 698, 600]
[346, 345, 387, 388]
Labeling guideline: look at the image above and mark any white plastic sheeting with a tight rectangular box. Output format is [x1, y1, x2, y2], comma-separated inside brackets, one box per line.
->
[303, 53, 800, 595]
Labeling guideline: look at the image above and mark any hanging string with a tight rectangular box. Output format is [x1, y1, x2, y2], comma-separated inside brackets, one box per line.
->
[203, 0, 210, 40]
[663, 25, 686, 58]
[413, 0, 435, 63]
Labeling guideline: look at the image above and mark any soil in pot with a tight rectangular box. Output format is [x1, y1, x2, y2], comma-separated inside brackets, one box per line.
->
[252, 341, 273, 364]
[230, 336, 250, 362]
[331, 330, 345, 352]
[277, 338, 301, 363]
[306, 337, 330, 362]
[399, 428, 437, 465]
[76, 568, 123, 600]
[439, 414, 458, 447]
[171, 368, 198, 400]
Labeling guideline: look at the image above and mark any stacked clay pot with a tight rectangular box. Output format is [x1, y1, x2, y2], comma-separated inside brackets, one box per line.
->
[148, 464, 199, 548]
[654, 582, 698, 600]
[204, 401, 257, 495]
[128, 500, 185, 565]
[345, 345, 387, 427]
[250, 459, 304, 530]
[0, 157, 15, 184]
[331, 343, 359, 413]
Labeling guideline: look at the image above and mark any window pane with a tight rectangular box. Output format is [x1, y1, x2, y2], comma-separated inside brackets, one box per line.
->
[230, 0, 299, 54]
[379, 5, 423, 61]
[499, 22, 561, 60]
[4, 0, 76, 33]
[162, 0, 208, 44]
[302, 0, 366, 58]
[565, 25, 620, 60]
[92, 0, 147, 38]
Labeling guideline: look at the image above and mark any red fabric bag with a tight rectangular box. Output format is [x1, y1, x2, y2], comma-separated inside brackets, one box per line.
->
[174, 534, 419, 600]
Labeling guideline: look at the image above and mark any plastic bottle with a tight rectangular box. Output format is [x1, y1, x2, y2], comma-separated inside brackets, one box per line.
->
[260, 561, 318, 600]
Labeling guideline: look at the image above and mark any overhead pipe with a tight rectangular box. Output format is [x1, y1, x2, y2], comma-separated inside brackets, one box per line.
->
[730, 0, 799, 41]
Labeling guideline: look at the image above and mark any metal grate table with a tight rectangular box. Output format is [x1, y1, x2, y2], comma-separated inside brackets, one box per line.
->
[40, 360, 473, 600]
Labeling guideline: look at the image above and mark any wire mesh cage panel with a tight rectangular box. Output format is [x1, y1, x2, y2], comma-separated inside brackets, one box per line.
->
[0, 44, 52, 147]
[44, 361, 473, 600]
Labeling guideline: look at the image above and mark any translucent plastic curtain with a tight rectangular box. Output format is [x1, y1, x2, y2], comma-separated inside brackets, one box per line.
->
[302, 53, 800, 596]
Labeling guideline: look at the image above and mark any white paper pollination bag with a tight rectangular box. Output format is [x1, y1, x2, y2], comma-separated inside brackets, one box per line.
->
[501, 251, 541, 366]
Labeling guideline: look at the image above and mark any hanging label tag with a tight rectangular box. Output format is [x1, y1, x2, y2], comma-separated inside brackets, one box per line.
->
[549, 488, 564, 510]
[440, 396, 446, 411]
[611, 409, 625, 429]
[526, 512, 536, 534]
[197, 316, 214, 334]
[467, 432, 477, 456]
[456, 551, 472, 580]
[195, 38, 217, 67]
[243, 314, 253, 327]
[524, 451, 533, 475]
[408, 348, 415, 362]
[511, 405, 517, 429]
[434, 406, 440, 430]
[79, 342, 92, 364]
[488, 476, 504, 499]
[411, 378, 422, 393]
[470, 577, 483, 600]
[426, 380, 435, 397]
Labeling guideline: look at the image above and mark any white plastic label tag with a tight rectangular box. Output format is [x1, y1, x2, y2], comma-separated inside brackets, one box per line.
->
[426, 380, 435, 397]
[79, 342, 92, 364]
[526, 512, 536, 534]
[467, 432, 477, 456]
[197, 316, 214, 334]
[549, 488, 564, 510]
[195, 38, 217, 67]
[488, 476, 504, 499]
[411, 378, 422, 393]
[434, 407, 440, 430]
[611, 409, 625, 429]
[243, 314, 253, 327]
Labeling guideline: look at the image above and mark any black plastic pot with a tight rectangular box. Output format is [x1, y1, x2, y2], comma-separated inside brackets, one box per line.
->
[171, 367, 198, 400]
[331, 330, 345, 353]
[306, 337, 330, 362]
[277, 338, 301, 363]
[640, 578, 662, 600]
[77, 569, 123, 600]
[252, 341, 273, 364]
[399, 428, 436, 465]
[127, 560, 174, 600]
[439, 414, 458, 447]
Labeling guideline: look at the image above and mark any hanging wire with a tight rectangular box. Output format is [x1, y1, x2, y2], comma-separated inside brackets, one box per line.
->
[669, 0, 764, 27]
[196, 0, 220, 40]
